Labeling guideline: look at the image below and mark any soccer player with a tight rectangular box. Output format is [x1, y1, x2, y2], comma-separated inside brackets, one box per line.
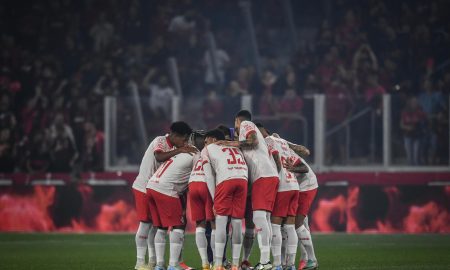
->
[257, 124, 308, 270]
[146, 133, 198, 270]
[132, 122, 195, 270]
[204, 129, 248, 270]
[187, 131, 216, 270]
[271, 133, 319, 270]
[216, 110, 279, 270]
[294, 157, 318, 270]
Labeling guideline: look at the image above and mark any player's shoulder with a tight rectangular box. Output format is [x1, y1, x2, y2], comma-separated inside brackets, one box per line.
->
[173, 152, 195, 165]
[241, 120, 255, 127]
[240, 120, 256, 134]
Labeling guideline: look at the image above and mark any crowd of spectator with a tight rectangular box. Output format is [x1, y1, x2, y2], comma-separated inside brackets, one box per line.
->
[0, 0, 449, 173]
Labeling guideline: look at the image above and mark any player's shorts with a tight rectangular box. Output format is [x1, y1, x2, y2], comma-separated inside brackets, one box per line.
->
[188, 182, 214, 222]
[251, 177, 279, 212]
[133, 188, 151, 222]
[272, 190, 299, 218]
[214, 178, 248, 218]
[297, 188, 318, 216]
[146, 188, 184, 228]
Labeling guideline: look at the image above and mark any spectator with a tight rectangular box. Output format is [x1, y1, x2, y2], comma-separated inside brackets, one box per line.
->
[325, 78, 354, 164]
[278, 88, 303, 115]
[418, 80, 446, 164]
[81, 122, 104, 171]
[142, 68, 175, 119]
[48, 113, 78, 172]
[168, 10, 196, 33]
[258, 71, 278, 115]
[203, 47, 230, 86]
[25, 130, 50, 173]
[203, 90, 224, 129]
[89, 13, 115, 52]
[400, 97, 426, 165]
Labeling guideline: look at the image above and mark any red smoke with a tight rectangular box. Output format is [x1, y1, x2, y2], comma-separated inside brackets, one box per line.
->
[312, 195, 346, 232]
[0, 186, 56, 232]
[1, 184, 449, 233]
[404, 202, 449, 233]
[0, 186, 139, 232]
[95, 200, 138, 232]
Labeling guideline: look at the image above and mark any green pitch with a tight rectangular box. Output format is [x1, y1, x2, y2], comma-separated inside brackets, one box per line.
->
[0, 233, 449, 270]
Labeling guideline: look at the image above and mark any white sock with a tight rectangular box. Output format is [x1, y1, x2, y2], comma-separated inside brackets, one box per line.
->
[271, 224, 282, 266]
[147, 224, 157, 265]
[135, 222, 150, 266]
[242, 228, 254, 261]
[302, 217, 317, 262]
[280, 225, 288, 266]
[253, 210, 271, 264]
[169, 229, 184, 266]
[266, 212, 272, 246]
[211, 229, 216, 260]
[196, 227, 209, 265]
[285, 224, 298, 266]
[155, 229, 167, 266]
[215, 215, 228, 266]
[178, 230, 185, 263]
[299, 243, 308, 261]
[297, 225, 316, 261]
[231, 218, 243, 266]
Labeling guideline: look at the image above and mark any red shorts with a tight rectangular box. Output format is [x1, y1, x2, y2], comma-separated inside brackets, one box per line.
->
[297, 188, 318, 216]
[251, 177, 279, 212]
[273, 190, 300, 218]
[188, 182, 214, 222]
[146, 189, 184, 227]
[133, 188, 151, 222]
[214, 179, 248, 218]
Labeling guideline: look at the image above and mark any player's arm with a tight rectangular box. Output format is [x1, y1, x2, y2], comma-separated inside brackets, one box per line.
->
[287, 142, 310, 157]
[272, 133, 310, 157]
[283, 158, 309, 174]
[272, 152, 282, 173]
[216, 131, 258, 149]
[204, 162, 216, 200]
[154, 145, 198, 163]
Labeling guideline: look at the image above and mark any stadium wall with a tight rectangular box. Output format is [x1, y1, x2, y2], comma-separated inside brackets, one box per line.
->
[0, 172, 448, 233]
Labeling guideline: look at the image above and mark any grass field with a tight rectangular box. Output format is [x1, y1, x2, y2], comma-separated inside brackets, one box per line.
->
[0, 233, 449, 270]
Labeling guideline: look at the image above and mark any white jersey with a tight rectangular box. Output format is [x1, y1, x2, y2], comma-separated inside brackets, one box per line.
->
[188, 148, 216, 199]
[290, 151, 318, 191]
[239, 120, 278, 183]
[265, 136, 300, 192]
[147, 153, 194, 198]
[203, 144, 248, 186]
[188, 152, 204, 183]
[132, 135, 175, 192]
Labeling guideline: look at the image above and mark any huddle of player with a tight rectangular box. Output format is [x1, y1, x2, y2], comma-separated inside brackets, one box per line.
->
[132, 110, 319, 270]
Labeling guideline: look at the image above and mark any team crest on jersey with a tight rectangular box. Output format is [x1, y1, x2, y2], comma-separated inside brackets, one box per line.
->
[243, 124, 254, 133]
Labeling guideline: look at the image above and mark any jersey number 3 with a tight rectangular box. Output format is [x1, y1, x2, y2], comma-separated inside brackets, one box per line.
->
[222, 148, 246, 165]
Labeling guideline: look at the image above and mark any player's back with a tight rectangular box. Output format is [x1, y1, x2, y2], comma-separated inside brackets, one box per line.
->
[189, 152, 206, 183]
[289, 150, 318, 191]
[133, 135, 175, 192]
[239, 120, 278, 182]
[205, 144, 248, 185]
[147, 152, 194, 197]
[266, 135, 300, 192]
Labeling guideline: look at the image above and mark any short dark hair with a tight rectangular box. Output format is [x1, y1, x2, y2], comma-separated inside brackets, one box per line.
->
[205, 129, 225, 141]
[255, 122, 270, 134]
[216, 124, 231, 137]
[235, 110, 252, 121]
[170, 121, 193, 136]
